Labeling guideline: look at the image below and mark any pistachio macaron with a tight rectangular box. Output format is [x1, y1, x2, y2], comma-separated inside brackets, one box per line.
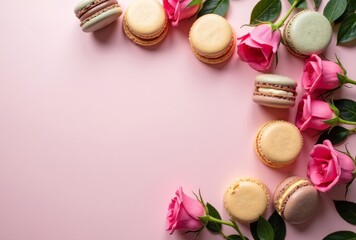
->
[74, 0, 122, 32]
[224, 178, 269, 223]
[189, 14, 236, 64]
[123, 0, 169, 47]
[283, 10, 332, 57]
[254, 120, 303, 168]
[274, 176, 319, 224]
[253, 74, 297, 108]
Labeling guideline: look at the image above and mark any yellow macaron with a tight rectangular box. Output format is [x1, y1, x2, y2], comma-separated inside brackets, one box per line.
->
[224, 178, 270, 223]
[123, 0, 169, 47]
[254, 120, 303, 168]
[189, 14, 236, 64]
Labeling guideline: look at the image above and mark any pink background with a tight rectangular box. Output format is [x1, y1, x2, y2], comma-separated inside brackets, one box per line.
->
[0, 0, 355, 239]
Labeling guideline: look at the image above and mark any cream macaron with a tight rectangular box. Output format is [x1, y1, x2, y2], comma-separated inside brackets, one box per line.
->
[123, 0, 169, 46]
[224, 178, 269, 223]
[253, 74, 297, 108]
[254, 120, 303, 168]
[189, 14, 236, 64]
[283, 10, 332, 57]
[274, 176, 319, 224]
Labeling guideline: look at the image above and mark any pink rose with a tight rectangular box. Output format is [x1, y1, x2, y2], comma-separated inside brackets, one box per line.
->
[237, 24, 281, 72]
[166, 187, 205, 234]
[302, 54, 343, 93]
[163, 0, 199, 26]
[295, 93, 335, 131]
[308, 140, 355, 192]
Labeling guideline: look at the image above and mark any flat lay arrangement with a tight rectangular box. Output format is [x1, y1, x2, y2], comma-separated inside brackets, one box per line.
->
[0, 0, 355, 240]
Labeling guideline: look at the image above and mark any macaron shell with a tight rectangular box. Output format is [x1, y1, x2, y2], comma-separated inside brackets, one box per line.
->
[255, 74, 297, 87]
[125, 0, 166, 37]
[190, 14, 234, 57]
[252, 95, 295, 108]
[224, 178, 269, 223]
[282, 185, 319, 224]
[82, 7, 122, 32]
[284, 10, 332, 56]
[255, 121, 303, 168]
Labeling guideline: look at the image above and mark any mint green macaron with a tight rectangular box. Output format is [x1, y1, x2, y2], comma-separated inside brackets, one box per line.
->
[74, 0, 122, 32]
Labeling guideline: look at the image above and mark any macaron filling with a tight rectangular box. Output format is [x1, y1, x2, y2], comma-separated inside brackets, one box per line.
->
[255, 82, 296, 100]
[79, 0, 118, 21]
[76, 0, 110, 18]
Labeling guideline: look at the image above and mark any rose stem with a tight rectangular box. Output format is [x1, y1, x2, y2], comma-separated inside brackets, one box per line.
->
[339, 118, 356, 125]
[273, 0, 301, 30]
[205, 215, 247, 240]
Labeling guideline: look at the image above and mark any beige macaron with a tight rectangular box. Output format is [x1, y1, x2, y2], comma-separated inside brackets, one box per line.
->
[254, 120, 303, 168]
[189, 14, 236, 64]
[224, 178, 269, 223]
[123, 0, 169, 47]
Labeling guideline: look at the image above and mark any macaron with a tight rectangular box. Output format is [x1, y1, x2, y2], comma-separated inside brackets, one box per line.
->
[283, 10, 332, 57]
[253, 74, 297, 108]
[123, 0, 169, 47]
[224, 178, 269, 223]
[274, 176, 319, 224]
[254, 120, 303, 168]
[189, 14, 236, 64]
[74, 0, 122, 32]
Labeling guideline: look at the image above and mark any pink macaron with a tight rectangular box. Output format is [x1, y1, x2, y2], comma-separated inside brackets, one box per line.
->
[273, 176, 319, 224]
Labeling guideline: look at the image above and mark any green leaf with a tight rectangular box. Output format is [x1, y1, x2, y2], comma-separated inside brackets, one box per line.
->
[257, 216, 274, 240]
[250, 221, 260, 240]
[205, 203, 222, 233]
[335, 0, 356, 23]
[268, 211, 286, 240]
[314, 0, 322, 10]
[288, 0, 307, 9]
[333, 99, 356, 122]
[228, 235, 248, 240]
[334, 200, 356, 225]
[197, 0, 229, 18]
[250, 0, 282, 25]
[323, 0, 348, 23]
[187, 0, 202, 7]
[337, 13, 356, 44]
[316, 126, 350, 145]
[323, 231, 356, 240]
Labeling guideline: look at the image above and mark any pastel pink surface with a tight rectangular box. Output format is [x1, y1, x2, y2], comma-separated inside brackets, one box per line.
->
[0, 1, 355, 240]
